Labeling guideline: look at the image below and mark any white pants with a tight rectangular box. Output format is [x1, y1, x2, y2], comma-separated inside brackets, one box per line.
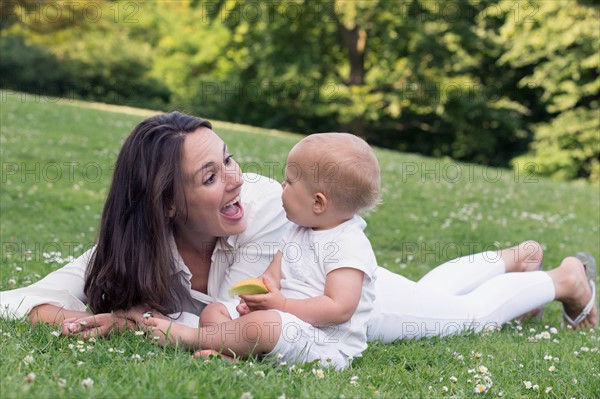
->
[368, 251, 555, 342]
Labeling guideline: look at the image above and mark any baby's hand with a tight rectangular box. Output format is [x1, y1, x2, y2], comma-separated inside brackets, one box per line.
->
[240, 277, 286, 312]
[236, 300, 250, 316]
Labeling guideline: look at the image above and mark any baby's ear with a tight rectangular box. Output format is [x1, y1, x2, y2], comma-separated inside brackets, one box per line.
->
[312, 192, 327, 214]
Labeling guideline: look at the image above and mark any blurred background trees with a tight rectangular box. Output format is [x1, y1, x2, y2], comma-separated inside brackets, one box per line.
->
[1, 0, 598, 182]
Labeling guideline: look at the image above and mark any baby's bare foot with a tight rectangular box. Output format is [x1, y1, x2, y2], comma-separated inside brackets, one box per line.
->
[193, 350, 236, 363]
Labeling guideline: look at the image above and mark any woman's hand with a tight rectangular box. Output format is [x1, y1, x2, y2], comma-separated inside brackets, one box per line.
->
[240, 277, 287, 313]
[61, 313, 126, 338]
[61, 306, 166, 338]
[143, 316, 196, 349]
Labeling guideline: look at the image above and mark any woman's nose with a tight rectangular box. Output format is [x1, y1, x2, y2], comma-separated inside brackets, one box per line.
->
[225, 160, 243, 190]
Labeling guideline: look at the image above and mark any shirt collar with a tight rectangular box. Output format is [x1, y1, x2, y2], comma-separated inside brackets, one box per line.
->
[169, 234, 235, 277]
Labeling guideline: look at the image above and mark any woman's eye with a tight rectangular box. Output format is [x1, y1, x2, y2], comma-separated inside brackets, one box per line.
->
[224, 155, 234, 165]
[204, 174, 216, 185]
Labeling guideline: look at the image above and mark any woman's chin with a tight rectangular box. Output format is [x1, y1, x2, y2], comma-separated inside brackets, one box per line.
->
[221, 216, 247, 236]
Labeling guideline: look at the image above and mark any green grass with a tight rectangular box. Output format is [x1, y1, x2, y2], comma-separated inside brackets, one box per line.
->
[1, 92, 599, 398]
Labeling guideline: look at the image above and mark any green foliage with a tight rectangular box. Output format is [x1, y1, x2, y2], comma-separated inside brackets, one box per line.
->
[1, 0, 598, 181]
[0, 0, 171, 110]
[497, 1, 600, 182]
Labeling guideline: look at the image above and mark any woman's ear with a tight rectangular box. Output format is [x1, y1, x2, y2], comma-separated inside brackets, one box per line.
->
[312, 192, 327, 214]
[166, 205, 176, 218]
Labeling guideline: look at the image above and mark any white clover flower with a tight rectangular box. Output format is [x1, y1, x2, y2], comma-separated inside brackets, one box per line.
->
[580, 346, 590, 352]
[548, 366, 556, 372]
[134, 330, 144, 336]
[550, 327, 558, 334]
[545, 387, 552, 394]
[544, 354, 553, 361]
[349, 376, 359, 385]
[254, 370, 265, 378]
[57, 378, 67, 388]
[442, 386, 448, 392]
[449, 376, 458, 383]
[81, 378, 94, 388]
[23, 355, 34, 365]
[533, 384, 539, 391]
[51, 331, 60, 337]
[478, 365, 489, 374]
[131, 354, 142, 361]
[473, 384, 486, 394]
[523, 381, 532, 389]
[240, 392, 253, 399]
[8, 279, 16, 287]
[312, 368, 324, 379]
[77, 361, 85, 366]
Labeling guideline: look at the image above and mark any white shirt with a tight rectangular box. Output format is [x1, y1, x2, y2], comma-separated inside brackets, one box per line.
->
[279, 215, 378, 358]
[1, 173, 288, 325]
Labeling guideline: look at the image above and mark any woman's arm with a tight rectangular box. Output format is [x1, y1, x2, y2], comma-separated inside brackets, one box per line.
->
[242, 268, 364, 326]
[29, 304, 90, 326]
[1, 248, 93, 322]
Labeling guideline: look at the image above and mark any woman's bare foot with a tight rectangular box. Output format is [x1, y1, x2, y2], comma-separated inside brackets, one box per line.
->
[548, 256, 597, 329]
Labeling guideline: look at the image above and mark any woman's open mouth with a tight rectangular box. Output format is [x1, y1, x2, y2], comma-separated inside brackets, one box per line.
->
[220, 195, 244, 221]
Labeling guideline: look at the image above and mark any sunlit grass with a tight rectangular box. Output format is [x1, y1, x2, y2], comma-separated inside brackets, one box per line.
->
[1, 92, 598, 398]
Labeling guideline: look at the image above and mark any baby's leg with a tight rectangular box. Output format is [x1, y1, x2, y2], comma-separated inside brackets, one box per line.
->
[146, 310, 282, 358]
[199, 310, 282, 358]
[200, 302, 233, 326]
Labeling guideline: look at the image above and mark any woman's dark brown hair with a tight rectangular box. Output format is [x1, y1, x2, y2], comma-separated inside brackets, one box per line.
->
[84, 112, 211, 314]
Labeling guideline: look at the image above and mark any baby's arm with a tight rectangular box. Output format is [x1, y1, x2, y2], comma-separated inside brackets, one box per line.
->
[242, 267, 364, 326]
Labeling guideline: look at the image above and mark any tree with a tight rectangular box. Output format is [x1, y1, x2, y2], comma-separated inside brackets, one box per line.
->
[497, 0, 600, 181]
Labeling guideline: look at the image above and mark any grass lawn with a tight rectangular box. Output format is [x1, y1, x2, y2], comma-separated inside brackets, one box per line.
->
[1, 91, 598, 398]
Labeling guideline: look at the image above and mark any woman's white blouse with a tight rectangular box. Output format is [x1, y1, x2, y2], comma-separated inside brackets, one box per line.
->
[1, 173, 289, 326]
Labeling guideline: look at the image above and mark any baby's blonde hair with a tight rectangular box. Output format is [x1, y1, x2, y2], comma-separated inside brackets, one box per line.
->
[292, 133, 381, 214]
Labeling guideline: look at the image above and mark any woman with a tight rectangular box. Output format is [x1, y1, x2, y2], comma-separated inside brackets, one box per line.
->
[1, 112, 596, 342]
